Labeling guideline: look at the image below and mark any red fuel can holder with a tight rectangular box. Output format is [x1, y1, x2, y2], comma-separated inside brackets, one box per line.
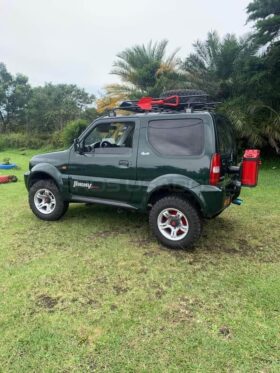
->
[241, 149, 261, 187]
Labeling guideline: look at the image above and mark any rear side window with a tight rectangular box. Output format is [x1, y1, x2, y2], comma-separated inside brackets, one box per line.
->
[215, 116, 235, 155]
[148, 119, 204, 156]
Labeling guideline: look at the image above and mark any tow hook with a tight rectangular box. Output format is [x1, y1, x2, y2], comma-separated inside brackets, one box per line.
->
[232, 198, 243, 206]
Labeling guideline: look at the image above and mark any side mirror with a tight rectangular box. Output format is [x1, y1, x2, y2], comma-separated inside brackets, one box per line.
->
[73, 138, 83, 154]
[73, 138, 79, 151]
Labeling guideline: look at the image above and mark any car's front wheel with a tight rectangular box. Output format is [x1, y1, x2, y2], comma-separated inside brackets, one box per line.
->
[149, 196, 202, 249]
[29, 179, 69, 221]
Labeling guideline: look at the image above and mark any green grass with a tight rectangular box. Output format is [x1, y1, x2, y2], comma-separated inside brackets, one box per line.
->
[0, 149, 279, 372]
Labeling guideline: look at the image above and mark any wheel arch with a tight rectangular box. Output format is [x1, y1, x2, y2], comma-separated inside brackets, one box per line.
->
[147, 184, 205, 215]
[28, 171, 59, 189]
[27, 163, 63, 191]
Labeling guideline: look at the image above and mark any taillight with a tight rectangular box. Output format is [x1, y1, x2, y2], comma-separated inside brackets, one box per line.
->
[209, 153, 221, 186]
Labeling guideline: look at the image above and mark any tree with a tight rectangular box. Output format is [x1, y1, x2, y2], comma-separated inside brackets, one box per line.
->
[95, 88, 128, 113]
[80, 107, 99, 122]
[245, 0, 280, 112]
[27, 83, 95, 133]
[230, 0, 280, 153]
[182, 26, 280, 153]
[0, 63, 31, 132]
[247, 0, 280, 45]
[182, 31, 245, 99]
[109, 40, 185, 100]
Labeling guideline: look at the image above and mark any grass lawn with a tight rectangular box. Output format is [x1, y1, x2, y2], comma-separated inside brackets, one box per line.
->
[0, 149, 279, 372]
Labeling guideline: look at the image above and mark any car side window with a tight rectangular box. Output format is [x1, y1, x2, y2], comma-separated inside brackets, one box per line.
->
[215, 116, 235, 155]
[148, 118, 204, 156]
[84, 121, 135, 153]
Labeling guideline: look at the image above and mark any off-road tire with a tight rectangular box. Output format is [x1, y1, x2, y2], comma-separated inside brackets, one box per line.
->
[29, 179, 69, 221]
[160, 89, 208, 104]
[149, 196, 202, 249]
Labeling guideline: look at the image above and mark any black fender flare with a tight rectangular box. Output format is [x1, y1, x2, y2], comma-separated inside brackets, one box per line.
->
[27, 163, 64, 191]
[145, 174, 206, 213]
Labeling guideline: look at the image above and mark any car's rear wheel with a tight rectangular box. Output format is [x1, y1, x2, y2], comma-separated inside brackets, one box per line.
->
[29, 180, 69, 221]
[149, 196, 202, 249]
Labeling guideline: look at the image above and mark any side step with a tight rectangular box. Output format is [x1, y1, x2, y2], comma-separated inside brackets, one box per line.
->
[70, 195, 138, 210]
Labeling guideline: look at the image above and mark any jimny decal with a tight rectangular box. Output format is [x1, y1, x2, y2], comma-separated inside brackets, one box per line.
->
[73, 180, 97, 190]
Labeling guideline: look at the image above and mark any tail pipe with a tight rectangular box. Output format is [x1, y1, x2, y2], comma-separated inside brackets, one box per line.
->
[232, 198, 243, 206]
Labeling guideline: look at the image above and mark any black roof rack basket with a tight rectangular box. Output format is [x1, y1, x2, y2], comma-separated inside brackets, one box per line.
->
[110, 94, 221, 115]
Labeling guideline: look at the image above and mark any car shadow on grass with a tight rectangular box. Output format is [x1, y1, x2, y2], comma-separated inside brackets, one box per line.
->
[65, 203, 253, 259]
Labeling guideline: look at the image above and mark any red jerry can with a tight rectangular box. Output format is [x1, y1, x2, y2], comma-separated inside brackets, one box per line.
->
[241, 149, 261, 187]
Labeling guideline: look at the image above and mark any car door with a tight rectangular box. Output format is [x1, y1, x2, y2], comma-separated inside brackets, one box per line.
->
[68, 118, 139, 203]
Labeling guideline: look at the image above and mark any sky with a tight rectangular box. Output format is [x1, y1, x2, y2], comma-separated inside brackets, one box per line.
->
[0, 0, 252, 95]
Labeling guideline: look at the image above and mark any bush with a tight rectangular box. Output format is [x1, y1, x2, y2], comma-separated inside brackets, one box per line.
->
[0, 136, 5, 151]
[50, 130, 64, 148]
[0, 119, 90, 151]
[62, 119, 89, 147]
[0, 132, 49, 150]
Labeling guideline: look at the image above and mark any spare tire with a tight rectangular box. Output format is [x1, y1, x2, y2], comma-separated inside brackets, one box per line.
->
[160, 89, 208, 104]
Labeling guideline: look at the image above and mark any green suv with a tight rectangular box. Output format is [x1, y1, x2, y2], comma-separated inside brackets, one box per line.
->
[24, 92, 245, 249]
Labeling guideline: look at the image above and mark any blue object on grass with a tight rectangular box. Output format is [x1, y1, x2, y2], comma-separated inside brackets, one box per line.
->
[0, 164, 17, 170]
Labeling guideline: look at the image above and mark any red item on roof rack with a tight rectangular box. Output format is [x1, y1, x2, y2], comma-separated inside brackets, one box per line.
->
[116, 92, 219, 114]
[137, 95, 180, 110]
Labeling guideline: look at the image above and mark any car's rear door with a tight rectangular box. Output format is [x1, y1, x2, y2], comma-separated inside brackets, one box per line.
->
[214, 114, 238, 184]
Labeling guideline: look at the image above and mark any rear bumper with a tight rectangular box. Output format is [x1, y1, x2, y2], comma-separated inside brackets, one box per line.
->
[192, 180, 241, 218]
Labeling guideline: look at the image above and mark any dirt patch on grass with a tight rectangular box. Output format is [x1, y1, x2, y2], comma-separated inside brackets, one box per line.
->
[169, 249, 196, 260]
[137, 267, 148, 274]
[219, 325, 232, 339]
[155, 288, 166, 299]
[36, 294, 59, 310]
[143, 250, 160, 257]
[164, 296, 202, 323]
[149, 282, 167, 300]
[130, 237, 154, 248]
[86, 298, 100, 308]
[78, 326, 103, 346]
[95, 276, 108, 284]
[113, 285, 129, 295]
[66, 297, 101, 309]
[87, 226, 135, 240]
[94, 229, 123, 238]
[200, 237, 264, 258]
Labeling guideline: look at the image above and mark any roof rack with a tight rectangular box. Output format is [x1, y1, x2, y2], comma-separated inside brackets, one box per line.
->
[108, 94, 221, 116]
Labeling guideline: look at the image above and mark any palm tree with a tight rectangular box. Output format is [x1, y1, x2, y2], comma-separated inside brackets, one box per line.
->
[108, 40, 185, 99]
[247, 0, 280, 46]
[223, 98, 280, 153]
[182, 31, 244, 99]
